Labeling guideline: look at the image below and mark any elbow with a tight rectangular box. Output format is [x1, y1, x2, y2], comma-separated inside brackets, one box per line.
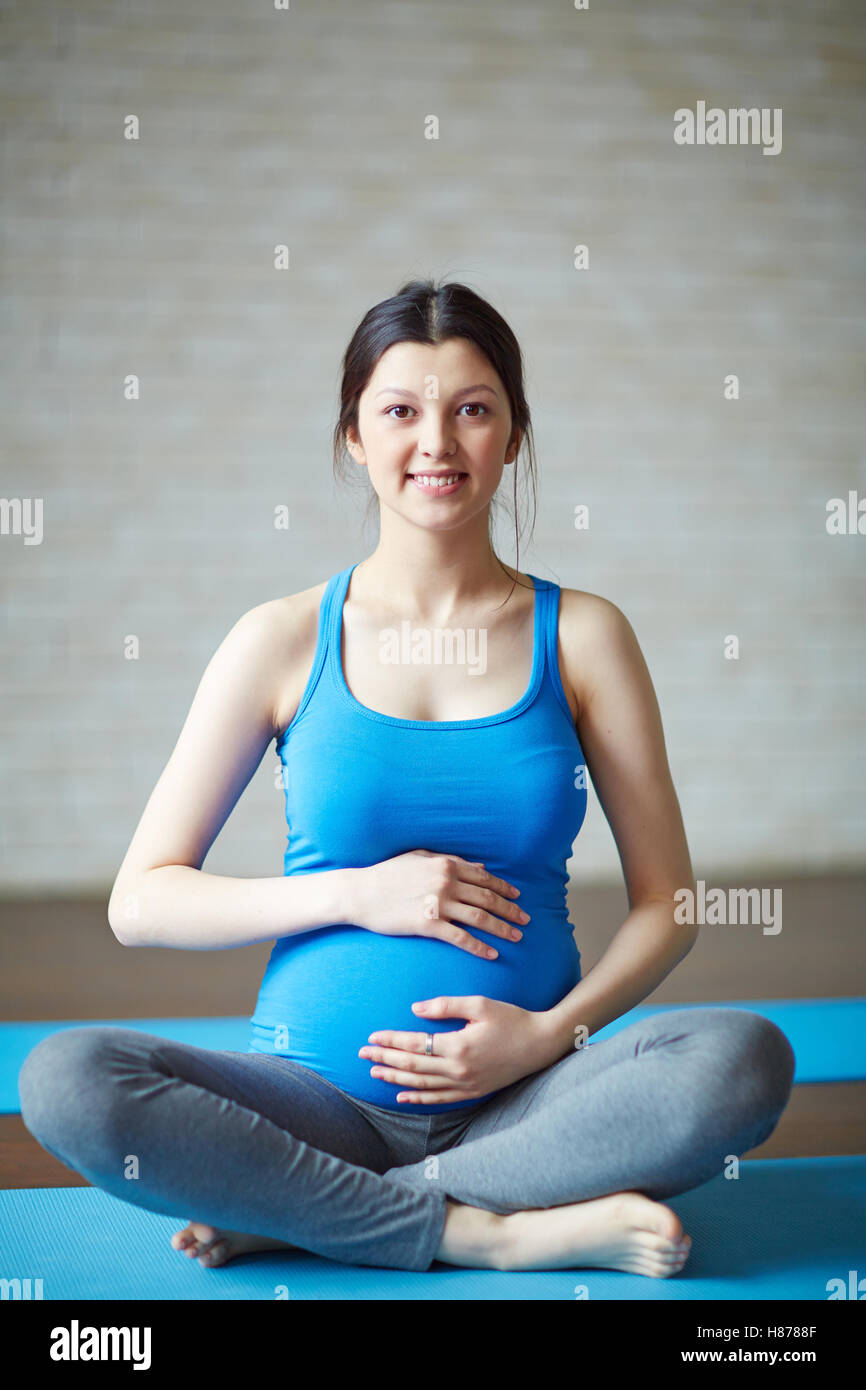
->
[673, 916, 700, 962]
[107, 883, 142, 946]
[643, 892, 700, 960]
[108, 907, 136, 946]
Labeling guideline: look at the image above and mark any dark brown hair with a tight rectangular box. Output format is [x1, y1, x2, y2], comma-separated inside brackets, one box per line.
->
[332, 278, 538, 607]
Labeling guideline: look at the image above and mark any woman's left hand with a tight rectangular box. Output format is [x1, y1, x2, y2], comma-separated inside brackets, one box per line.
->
[358, 996, 558, 1103]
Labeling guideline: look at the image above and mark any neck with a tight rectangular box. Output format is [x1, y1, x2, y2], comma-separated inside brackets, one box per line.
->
[351, 547, 520, 623]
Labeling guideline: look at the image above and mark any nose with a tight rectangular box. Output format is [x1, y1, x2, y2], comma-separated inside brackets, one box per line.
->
[418, 417, 457, 460]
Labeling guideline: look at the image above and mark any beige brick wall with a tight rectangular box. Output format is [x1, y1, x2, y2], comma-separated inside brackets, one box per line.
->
[1, 0, 863, 892]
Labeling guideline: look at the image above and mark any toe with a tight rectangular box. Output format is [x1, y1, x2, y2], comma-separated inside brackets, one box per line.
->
[621, 1193, 685, 1246]
[199, 1240, 228, 1267]
[172, 1222, 198, 1252]
[185, 1223, 218, 1257]
[654, 1209, 685, 1244]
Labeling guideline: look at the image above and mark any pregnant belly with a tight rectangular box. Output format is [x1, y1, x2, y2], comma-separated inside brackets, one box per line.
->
[249, 918, 581, 1113]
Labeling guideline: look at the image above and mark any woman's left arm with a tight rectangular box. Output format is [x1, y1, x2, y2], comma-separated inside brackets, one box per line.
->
[533, 590, 699, 1065]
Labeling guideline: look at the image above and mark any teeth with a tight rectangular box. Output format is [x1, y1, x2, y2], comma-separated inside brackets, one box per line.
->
[412, 473, 463, 487]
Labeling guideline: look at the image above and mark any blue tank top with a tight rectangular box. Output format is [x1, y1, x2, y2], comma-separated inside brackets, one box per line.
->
[248, 562, 588, 1113]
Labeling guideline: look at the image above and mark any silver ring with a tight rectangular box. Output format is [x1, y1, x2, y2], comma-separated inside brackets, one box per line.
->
[425, 1032, 434, 1056]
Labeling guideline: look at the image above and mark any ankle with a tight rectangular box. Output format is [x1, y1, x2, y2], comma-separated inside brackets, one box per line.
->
[437, 1201, 510, 1270]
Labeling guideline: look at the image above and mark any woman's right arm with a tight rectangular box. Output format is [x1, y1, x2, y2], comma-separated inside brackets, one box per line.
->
[107, 600, 356, 949]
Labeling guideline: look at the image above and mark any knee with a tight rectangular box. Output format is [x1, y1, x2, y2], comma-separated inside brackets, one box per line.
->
[747, 1012, 796, 1110]
[710, 1009, 796, 1116]
[18, 1027, 126, 1146]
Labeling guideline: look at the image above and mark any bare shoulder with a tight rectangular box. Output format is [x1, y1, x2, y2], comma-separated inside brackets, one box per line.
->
[556, 585, 638, 723]
[558, 584, 633, 644]
[260, 577, 331, 737]
[262, 576, 329, 638]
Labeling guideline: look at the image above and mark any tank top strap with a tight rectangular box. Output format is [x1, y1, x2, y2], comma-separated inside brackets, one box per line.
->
[529, 572, 575, 727]
[325, 563, 353, 653]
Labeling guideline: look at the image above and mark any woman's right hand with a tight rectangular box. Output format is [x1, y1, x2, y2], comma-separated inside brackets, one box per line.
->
[349, 850, 530, 959]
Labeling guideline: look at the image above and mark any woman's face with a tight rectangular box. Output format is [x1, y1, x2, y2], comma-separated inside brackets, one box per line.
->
[346, 337, 520, 528]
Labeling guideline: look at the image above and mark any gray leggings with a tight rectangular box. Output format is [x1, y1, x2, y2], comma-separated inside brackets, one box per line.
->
[18, 1007, 795, 1272]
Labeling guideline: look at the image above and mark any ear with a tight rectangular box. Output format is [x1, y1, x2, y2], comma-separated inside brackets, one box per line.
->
[505, 427, 523, 464]
[345, 427, 366, 465]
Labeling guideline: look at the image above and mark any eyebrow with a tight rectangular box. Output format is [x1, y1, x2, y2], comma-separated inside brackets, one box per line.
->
[374, 383, 499, 400]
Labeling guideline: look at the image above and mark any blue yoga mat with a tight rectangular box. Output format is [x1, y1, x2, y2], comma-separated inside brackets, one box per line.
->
[2, 998, 864, 1115]
[0, 1156, 863, 1300]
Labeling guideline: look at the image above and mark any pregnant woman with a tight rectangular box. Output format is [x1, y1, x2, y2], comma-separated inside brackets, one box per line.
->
[19, 279, 795, 1278]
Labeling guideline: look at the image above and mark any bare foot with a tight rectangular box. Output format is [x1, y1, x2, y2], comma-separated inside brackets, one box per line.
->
[498, 1190, 692, 1276]
[173, 1190, 692, 1277]
[171, 1221, 297, 1268]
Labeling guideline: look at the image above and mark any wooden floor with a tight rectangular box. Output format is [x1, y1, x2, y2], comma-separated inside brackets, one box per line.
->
[2, 871, 864, 1189]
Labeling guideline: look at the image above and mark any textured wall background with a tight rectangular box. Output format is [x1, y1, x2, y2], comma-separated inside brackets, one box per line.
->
[1, 0, 863, 893]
